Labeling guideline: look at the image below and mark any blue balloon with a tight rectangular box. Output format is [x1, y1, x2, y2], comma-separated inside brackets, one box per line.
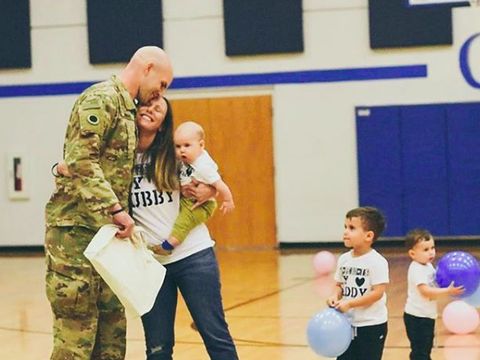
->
[435, 251, 480, 298]
[306, 308, 352, 357]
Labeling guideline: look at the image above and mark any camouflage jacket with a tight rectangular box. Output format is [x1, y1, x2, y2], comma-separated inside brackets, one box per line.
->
[46, 75, 137, 231]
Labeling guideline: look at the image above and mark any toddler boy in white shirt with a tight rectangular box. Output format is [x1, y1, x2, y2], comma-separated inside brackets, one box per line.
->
[403, 228, 464, 360]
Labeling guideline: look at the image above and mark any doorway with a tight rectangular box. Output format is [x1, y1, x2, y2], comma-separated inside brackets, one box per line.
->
[171, 95, 277, 249]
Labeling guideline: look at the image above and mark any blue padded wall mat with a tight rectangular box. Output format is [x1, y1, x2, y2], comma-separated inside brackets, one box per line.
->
[356, 106, 403, 236]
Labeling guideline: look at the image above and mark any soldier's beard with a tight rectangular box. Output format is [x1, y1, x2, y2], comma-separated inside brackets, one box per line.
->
[136, 93, 148, 106]
[137, 92, 160, 107]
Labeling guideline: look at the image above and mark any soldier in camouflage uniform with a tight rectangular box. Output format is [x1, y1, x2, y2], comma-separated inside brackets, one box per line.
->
[45, 46, 173, 360]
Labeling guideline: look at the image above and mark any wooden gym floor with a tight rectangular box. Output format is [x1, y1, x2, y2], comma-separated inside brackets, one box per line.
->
[1, 244, 479, 360]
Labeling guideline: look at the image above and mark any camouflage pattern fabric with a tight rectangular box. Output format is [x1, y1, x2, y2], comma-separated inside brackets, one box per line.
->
[45, 226, 126, 360]
[44, 76, 135, 359]
[45, 75, 137, 231]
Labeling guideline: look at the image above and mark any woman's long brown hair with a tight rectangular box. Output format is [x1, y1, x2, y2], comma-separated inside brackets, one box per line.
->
[142, 97, 179, 191]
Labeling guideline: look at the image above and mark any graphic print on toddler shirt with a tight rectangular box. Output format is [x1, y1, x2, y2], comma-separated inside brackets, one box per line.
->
[340, 265, 370, 298]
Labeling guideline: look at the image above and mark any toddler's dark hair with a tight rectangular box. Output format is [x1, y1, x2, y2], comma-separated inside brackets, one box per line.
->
[346, 206, 386, 241]
[405, 228, 433, 250]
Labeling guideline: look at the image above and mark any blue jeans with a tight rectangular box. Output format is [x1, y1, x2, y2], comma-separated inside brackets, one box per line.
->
[142, 247, 238, 360]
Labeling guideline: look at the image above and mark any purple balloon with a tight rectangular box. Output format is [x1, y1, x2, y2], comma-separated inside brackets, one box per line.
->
[435, 251, 480, 298]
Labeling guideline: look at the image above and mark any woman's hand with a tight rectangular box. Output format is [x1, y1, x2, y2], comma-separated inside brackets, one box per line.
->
[182, 179, 217, 209]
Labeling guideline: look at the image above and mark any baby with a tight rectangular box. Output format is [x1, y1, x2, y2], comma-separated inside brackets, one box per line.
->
[157, 121, 235, 253]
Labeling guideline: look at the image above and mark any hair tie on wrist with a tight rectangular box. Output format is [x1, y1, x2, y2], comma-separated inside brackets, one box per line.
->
[110, 208, 124, 216]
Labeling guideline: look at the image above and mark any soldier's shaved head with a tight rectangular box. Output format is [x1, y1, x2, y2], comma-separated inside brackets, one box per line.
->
[132, 46, 171, 66]
[121, 46, 173, 105]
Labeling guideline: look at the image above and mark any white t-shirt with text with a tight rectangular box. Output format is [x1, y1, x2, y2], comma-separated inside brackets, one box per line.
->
[131, 154, 214, 265]
[334, 249, 389, 327]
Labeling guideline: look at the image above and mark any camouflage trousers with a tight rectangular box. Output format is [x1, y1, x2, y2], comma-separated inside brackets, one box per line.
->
[45, 226, 126, 360]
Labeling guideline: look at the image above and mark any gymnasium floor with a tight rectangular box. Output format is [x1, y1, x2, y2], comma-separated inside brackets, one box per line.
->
[1, 244, 479, 359]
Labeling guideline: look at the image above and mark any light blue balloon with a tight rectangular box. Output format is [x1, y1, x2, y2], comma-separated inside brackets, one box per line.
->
[306, 308, 352, 358]
[463, 281, 480, 307]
